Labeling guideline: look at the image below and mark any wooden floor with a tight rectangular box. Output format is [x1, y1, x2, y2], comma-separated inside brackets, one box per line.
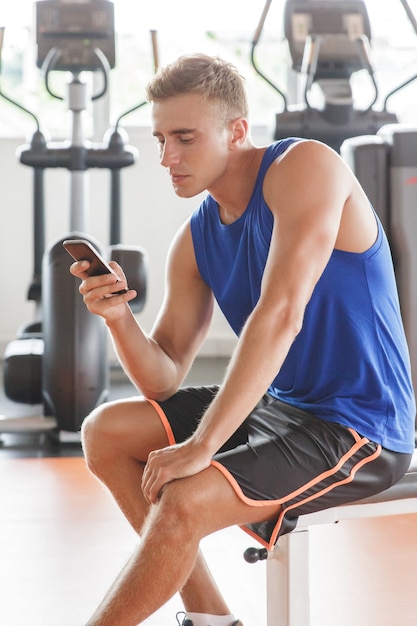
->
[0, 456, 266, 626]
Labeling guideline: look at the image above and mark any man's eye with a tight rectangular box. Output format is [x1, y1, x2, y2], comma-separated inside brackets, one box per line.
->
[180, 137, 193, 144]
[154, 138, 165, 151]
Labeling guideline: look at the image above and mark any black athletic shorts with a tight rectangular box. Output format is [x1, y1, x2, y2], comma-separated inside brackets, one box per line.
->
[147, 385, 412, 549]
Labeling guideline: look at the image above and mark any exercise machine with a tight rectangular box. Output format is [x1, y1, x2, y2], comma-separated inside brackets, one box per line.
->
[0, 0, 149, 439]
[251, 0, 417, 152]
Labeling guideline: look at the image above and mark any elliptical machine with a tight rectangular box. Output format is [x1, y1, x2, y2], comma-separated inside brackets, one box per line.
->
[251, 0, 417, 153]
[0, 0, 148, 439]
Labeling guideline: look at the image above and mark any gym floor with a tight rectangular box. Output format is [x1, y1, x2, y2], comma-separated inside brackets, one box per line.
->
[0, 358, 267, 626]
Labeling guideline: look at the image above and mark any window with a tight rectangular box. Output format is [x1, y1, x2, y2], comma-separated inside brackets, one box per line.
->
[1, 0, 417, 137]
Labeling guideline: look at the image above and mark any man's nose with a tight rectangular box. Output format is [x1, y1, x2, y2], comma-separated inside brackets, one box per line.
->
[160, 141, 180, 167]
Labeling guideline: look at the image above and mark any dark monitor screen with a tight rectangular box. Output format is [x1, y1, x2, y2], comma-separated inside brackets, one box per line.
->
[284, 0, 371, 78]
[36, 0, 115, 71]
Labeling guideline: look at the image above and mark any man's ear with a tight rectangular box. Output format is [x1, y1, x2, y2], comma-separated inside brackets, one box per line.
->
[229, 117, 249, 149]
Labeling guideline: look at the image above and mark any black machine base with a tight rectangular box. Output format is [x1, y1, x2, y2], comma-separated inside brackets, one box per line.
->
[274, 108, 398, 154]
[3, 338, 43, 405]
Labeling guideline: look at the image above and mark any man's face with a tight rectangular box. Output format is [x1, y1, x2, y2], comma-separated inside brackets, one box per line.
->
[151, 93, 231, 198]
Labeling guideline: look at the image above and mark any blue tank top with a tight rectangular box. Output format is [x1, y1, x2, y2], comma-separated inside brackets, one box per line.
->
[190, 140, 416, 453]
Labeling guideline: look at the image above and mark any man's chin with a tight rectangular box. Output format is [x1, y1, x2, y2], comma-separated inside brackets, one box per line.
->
[173, 185, 202, 199]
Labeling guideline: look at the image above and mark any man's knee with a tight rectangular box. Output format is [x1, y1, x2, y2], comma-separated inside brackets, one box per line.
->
[155, 474, 223, 541]
[81, 402, 120, 472]
[156, 481, 202, 538]
[82, 403, 110, 444]
[82, 398, 169, 476]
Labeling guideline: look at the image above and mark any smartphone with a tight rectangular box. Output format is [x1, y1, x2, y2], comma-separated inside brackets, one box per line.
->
[63, 239, 128, 295]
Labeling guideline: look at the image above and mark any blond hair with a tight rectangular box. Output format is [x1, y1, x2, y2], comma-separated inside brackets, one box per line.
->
[146, 54, 248, 122]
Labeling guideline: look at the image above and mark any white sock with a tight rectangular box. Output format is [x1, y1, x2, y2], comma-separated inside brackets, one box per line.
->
[185, 612, 236, 626]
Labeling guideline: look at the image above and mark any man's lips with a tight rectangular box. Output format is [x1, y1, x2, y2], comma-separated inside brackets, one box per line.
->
[170, 172, 188, 184]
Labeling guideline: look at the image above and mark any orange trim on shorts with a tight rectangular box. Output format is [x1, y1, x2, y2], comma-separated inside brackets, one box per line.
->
[211, 436, 383, 551]
[146, 398, 176, 446]
[268, 442, 382, 548]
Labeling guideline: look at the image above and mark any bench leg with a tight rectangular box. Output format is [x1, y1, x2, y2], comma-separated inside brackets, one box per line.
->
[267, 530, 312, 626]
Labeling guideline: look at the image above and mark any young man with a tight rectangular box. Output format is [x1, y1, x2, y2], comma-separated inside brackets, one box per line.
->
[71, 54, 415, 626]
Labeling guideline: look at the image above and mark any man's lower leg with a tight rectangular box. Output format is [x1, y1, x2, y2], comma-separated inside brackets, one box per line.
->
[180, 551, 230, 615]
[85, 494, 203, 625]
[82, 402, 234, 618]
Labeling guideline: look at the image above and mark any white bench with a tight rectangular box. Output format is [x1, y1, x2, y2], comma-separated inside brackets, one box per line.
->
[245, 449, 417, 625]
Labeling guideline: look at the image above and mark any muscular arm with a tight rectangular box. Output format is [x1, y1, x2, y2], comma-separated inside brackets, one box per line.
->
[74, 220, 214, 400]
[143, 140, 376, 502]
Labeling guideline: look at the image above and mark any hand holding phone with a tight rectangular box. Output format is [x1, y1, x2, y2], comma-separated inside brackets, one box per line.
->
[63, 239, 128, 295]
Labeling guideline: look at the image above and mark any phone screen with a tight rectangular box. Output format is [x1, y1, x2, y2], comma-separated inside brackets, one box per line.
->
[63, 239, 128, 294]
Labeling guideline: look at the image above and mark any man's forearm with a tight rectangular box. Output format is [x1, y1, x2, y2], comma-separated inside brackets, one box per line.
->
[193, 302, 300, 455]
[106, 307, 180, 400]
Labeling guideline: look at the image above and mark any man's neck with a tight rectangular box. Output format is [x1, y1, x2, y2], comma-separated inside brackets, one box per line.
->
[210, 146, 266, 225]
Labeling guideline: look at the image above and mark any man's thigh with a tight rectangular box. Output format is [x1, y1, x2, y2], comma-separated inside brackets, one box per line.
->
[160, 463, 283, 540]
[84, 396, 172, 462]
